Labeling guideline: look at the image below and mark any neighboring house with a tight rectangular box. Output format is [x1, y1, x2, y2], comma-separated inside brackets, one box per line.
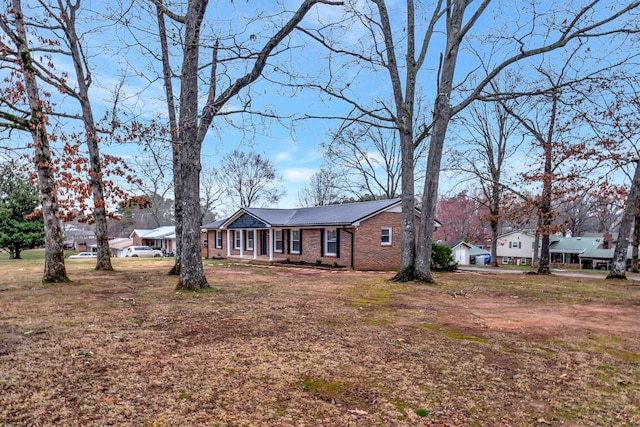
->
[75, 237, 97, 253]
[85, 237, 134, 258]
[63, 227, 95, 250]
[108, 237, 134, 258]
[496, 231, 631, 269]
[439, 241, 472, 265]
[130, 226, 176, 253]
[549, 235, 631, 269]
[496, 230, 536, 265]
[201, 198, 442, 271]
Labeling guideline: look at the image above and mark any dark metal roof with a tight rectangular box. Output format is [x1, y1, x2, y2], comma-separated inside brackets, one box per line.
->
[211, 199, 403, 229]
[202, 217, 228, 229]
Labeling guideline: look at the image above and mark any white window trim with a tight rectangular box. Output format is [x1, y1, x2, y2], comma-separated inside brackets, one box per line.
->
[274, 229, 283, 253]
[381, 227, 392, 246]
[215, 230, 223, 249]
[234, 230, 241, 250]
[246, 230, 254, 251]
[290, 229, 300, 254]
[325, 229, 337, 256]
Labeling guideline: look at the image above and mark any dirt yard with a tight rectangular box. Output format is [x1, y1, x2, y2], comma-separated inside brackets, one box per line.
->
[1, 257, 639, 426]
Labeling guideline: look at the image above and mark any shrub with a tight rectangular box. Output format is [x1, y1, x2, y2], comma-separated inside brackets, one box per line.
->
[431, 243, 458, 272]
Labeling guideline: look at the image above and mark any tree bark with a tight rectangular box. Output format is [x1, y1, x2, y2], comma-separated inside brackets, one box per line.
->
[536, 90, 558, 275]
[607, 160, 640, 279]
[174, 0, 208, 291]
[156, 4, 181, 276]
[632, 205, 639, 273]
[415, 0, 469, 283]
[61, 1, 113, 271]
[9, 0, 69, 283]
[162, 0, 341, 290]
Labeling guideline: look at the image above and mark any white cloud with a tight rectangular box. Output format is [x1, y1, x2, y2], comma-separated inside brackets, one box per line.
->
[276, 151, 293, 161]
[284, 167, 317, 183]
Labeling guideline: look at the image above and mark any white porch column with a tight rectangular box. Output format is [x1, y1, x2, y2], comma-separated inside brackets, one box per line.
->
[239, 229, 244, 257]
[253, 229, 257, 259]
[226, 229, 231, 257]
[269, 228, 274, 261]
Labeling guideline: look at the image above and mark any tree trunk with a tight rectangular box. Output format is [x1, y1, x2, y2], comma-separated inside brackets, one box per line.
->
[490, 216, 499, 267]
[392, 130, 416, 281]
[532, 231, 540, 267]
[62, 3, 113, 271]
[168, 143, 183, 276]
[536, 90, 557, 275]
[415, 0, 467, 283]
[632, 206, 639, 273]
[175, 0, 209, 291]
[608, 160, 640, 279]
[156, 4, 181, 276]
[12, 0, 68, 283]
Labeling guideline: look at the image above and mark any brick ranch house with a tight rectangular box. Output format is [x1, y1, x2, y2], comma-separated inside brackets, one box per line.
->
[201, 198, 441, 271]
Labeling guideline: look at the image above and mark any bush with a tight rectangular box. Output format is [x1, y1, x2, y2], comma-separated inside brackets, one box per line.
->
[431, 243, 458, 272]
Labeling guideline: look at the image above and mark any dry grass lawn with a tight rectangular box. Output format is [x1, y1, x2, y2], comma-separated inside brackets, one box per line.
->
[1, 252, 640, 426]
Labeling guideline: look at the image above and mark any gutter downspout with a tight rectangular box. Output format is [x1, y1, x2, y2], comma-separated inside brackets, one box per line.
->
[342, 226, 354, 270]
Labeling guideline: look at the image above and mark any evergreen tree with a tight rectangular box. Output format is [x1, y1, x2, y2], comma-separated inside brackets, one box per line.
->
[0, 166, 44, 259]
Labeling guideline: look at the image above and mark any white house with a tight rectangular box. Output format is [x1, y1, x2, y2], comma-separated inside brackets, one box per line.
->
[496, 230, 536, 265]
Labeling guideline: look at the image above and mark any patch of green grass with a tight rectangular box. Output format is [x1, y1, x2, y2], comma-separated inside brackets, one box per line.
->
[415, 408, 429, 417]
[302, 376, 348, 403]
[179, 393, 193, 401]
[390, 399, 412, 410]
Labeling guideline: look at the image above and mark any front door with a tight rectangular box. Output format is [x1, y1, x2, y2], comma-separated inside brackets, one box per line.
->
[260, 230, 268, 256]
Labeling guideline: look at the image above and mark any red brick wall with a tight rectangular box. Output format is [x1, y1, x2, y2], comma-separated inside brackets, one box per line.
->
[201, 210, 407, 270]
[283, 228, 351, 267]
[353, 212, 402, 270]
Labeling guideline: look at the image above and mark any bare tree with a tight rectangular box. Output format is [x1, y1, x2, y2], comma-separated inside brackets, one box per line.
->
[587, 77, 640, 279]
[324, 122, 425, 200]
[297, 167, 345, 207]
[19, 0, 115, 270]
[0, 0, 68, 283]
[215, 150, 284, 210]
[301, 0, 640, 282]
[200, 163, 223, 224]
[153, 0, 342, 290]
[449, 77, 525, 267]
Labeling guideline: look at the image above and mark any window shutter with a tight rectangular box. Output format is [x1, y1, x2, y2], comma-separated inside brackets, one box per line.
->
[286, 229, 290, 254]
[299, 230, 303, 255]
[320, 229, 324, 257]
[336, 229, 340, 258]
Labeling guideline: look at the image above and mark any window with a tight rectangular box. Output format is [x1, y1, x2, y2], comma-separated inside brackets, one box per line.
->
[246, 230, 254, 250]
[234, 230, 241, 250]
[381, 227, 392, 245]
[520, 257, 527, 265]
[509, 241, 521, 249]
[216, 230, 223, 248]
[502, 257, 510, 264]
[325, 229, 337, 256]
[290, 229, 300, 253]
[274, 230, 283, 252]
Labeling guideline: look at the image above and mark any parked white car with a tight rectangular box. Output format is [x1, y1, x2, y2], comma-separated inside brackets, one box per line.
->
[68, 252, 97, 259]
[125, 246, 163, 258]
